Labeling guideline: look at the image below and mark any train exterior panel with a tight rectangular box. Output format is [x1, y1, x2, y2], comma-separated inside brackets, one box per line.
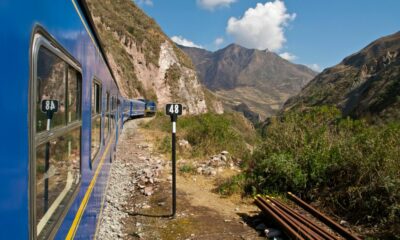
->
[0, 0, 137, 239]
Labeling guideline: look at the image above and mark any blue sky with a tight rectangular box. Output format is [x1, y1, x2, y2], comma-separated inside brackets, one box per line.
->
[134, 0, 399, 71]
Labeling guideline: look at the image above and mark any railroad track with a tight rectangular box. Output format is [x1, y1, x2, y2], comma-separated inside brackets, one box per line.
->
[254, 193, 362, 240]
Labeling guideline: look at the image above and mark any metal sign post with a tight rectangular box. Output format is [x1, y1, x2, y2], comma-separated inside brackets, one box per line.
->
[41, 99, 59, 211]
[165, 103, 182, 218]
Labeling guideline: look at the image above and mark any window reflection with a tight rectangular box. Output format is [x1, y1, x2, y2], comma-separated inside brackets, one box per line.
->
[91, 117, 101, 160]
[36, 128, 81, 238]
[67, 67, 81, 123]
[36, 47, 66, 132]
[34, 45, 82, 239]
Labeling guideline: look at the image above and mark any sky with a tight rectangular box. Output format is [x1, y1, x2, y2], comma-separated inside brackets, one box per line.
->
[134, 0, 400, 72]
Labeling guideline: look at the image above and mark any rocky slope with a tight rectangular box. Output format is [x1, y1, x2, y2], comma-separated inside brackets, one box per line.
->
[180, 44, 317, 119]
[86, 0, 215, 114]
[283, 31, 400, 122]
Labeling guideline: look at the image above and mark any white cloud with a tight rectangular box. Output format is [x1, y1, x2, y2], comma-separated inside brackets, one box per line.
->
[135, 0, 153, 6]
[226, 0, 295, 51]
[306, 63, 322, 72]
[197, 0, 236, 10]
[171, 36, 203, 48]
[214, 37, 224, 46]
[279, 52, 297, 61]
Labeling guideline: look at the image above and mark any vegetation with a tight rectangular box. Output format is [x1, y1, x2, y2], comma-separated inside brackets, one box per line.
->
[143, 112, 258, 160]
[179, 164, 197, 174]
[240, 106, 400, 236]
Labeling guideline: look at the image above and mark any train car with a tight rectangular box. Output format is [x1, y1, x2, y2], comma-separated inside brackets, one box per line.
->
[0, 0, 133, 239]
[129, 99, 145, 118]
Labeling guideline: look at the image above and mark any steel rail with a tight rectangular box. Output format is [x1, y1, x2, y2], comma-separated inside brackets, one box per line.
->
[288, 192, 362, 240]
[258, 196, 321, 240]
[266, 196, 338, 240]
[254, 198, 305, 240]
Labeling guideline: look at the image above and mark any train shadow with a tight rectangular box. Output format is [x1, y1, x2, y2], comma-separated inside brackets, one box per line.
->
[127, 212, 173, 218]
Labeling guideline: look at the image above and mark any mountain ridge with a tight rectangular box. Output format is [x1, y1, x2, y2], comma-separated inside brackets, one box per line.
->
[180, 43, 317, 119]
[283, 31, 400, 122]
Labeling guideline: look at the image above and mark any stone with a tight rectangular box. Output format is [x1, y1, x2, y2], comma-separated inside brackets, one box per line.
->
[264, 228, 281, 238]
[340, 220, 350, 227]
[144, 186, 153, 196]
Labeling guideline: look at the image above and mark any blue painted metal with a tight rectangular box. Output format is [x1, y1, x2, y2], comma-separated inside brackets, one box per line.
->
[0, 0, 141, 239]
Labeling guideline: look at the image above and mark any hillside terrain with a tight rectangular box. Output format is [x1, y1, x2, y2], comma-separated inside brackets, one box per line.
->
[180, 44, 317, 119]
[247, 32, 400, 238]
[283, 31, 400, 123]
[86, 0, 221, 114]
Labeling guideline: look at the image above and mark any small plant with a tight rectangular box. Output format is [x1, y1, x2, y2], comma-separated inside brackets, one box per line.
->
[158, 135, 171, 153]
[215, 174, 246, 196]
[179, 164, 196, 174]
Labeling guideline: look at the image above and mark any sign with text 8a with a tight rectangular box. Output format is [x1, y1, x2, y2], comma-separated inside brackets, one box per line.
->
[165, 103, 182, 116]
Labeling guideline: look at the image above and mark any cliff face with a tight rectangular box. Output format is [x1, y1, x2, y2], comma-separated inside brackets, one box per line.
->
[86, 0, 213, 114]
[180, 44, 316, 119]
[283, 31, 400, 122]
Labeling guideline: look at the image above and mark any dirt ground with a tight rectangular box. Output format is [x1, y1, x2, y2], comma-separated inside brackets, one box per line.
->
[97, 118, 268, 240]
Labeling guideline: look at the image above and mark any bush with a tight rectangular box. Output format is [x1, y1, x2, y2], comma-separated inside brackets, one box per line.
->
[179, 164, 196, 174]
[215, 174, 247, 196]
[146, 112, 258, 160]
[246, 106, 400, 235]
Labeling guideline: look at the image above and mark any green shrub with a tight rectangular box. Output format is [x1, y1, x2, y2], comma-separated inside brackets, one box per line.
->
[246, 106, 400, 235]
[215, 174, 246, 196]
[179, 164, 196, 174]
[146, 112, 258, 160]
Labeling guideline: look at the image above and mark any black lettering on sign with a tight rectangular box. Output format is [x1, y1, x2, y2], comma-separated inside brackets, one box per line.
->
[41, 99, 59, 119]
[165, 103, 183, 116]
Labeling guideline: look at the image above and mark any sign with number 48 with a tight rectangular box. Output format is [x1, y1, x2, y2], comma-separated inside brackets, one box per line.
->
[166, 103, 182, 116]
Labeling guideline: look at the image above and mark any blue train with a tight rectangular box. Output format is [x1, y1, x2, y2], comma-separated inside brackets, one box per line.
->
[139, 99, 157, 116]
[0, 0, 153, 239]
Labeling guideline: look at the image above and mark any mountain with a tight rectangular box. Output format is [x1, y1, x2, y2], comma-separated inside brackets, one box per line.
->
[180, 44, 317, 119]
[85, 0, 221, 114]
[283, 31, 400, 122]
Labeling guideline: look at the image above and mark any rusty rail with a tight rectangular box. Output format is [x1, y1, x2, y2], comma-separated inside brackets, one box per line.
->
[254, 194, 362, 240]
[288, 192, 362, 240]
[257, 196, 320, 240]
[254, 197, 305, 240]
[266, 196, 336, 240]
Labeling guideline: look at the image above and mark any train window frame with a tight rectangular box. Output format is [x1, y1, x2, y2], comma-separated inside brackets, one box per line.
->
[103, 91, 110, 145]
[30, 31, 82, 240]
[91, 79, 102, 162]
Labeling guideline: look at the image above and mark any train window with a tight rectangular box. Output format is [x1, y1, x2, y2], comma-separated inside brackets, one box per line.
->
[104, 92, 110, 142]
[36, 47, 66, 132]
[67, 67, 81, 123]
[36, 128, 80, 238]
[92, 82, 101, 114]
[34, 43, 82, 239]
[91, 81, 102, 160]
